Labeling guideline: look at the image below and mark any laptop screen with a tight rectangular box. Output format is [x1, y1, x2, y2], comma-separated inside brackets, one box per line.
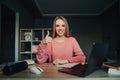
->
[85, 43, 109, 75]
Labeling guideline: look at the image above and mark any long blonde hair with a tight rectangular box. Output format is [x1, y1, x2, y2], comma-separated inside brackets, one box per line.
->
[52, 16, 71, 38]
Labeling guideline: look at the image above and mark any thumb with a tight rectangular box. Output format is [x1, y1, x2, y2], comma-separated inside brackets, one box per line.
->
[46, 30, 50, 36]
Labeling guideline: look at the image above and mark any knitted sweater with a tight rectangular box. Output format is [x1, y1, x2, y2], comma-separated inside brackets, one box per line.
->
[36, 37, 86, 64]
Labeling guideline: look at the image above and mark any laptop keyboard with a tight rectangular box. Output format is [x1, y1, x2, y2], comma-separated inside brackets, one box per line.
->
[71, 64, 87, 71]
[58, 64, 87, 75]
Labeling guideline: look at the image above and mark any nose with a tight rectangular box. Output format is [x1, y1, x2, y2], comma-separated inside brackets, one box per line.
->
[59, 26, 62, 29]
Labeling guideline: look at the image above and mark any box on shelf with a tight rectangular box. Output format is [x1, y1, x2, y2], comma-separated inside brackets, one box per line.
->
[32, 45, 39, 53]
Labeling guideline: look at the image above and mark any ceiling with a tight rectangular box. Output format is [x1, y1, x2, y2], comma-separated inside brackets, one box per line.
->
[21, 0, 118, 17]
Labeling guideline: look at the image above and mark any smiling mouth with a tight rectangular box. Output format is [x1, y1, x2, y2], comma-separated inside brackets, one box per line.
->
[58, 30, 63, 34]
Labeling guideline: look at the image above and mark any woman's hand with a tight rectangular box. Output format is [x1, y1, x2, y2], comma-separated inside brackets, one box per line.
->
[42, 31, 52, 44]
[53, 59, 69, 65]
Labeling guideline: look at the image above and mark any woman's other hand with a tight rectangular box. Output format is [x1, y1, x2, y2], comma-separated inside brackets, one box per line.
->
[53, 59, 69, 65]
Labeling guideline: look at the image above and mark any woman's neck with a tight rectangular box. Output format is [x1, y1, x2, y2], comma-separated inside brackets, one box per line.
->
[55, 36, 66, 42]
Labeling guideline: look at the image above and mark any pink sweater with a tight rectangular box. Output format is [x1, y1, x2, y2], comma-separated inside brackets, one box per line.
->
[36, 37, 86, 64]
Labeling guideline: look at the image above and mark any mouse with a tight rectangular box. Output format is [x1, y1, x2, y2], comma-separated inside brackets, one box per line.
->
[30, 66, 43, 74]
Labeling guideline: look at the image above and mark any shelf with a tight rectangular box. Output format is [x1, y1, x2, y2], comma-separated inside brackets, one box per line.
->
[20, 52, 31, 54]
[19, 28, 52, 61]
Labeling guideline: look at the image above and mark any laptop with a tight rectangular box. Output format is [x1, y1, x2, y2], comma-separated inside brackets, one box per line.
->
[58, 43, 109, 77]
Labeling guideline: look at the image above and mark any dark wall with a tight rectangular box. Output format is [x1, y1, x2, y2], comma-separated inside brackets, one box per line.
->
[1, 4, 15, 63]
[0, 1, 1, 59]
[0, 0, 35, 64]
[119, 0, 120, 15]
[1, 0, 35, 28]
[101, 2, 120, 61]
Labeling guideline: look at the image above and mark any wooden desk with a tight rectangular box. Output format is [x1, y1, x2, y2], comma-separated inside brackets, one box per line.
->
[0, 63, 120, 80]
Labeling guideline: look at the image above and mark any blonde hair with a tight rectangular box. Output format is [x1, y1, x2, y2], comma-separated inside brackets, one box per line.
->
[52, 16, 71, 38]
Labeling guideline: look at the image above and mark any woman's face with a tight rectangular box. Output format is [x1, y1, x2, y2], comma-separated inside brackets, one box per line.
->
[55, 19, 65, 37]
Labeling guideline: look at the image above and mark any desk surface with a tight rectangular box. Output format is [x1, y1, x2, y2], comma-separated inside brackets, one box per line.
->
[0, 63, 120, 80]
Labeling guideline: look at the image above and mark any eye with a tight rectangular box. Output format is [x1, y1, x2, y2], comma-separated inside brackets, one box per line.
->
[56, 25, 59, 27]
[62, 25, 65, 27]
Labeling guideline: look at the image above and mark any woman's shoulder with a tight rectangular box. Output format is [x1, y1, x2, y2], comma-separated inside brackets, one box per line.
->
[66, 37, 76, 41]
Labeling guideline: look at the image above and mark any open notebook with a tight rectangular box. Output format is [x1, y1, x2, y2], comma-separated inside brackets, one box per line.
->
[55, 63, 80, 68]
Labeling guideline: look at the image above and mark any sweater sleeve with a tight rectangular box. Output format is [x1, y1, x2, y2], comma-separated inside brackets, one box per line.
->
[36, 42, 49, 64]
[68, 37, 86, 63]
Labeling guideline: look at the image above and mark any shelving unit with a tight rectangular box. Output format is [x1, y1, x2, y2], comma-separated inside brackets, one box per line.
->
[19, 28, 52, 61]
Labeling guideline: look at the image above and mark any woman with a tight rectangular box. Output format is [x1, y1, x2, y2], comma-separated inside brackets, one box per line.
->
[36, 16, 86, 65]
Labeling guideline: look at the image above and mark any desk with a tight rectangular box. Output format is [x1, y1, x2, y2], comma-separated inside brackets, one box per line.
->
[0, 63, 120, 80]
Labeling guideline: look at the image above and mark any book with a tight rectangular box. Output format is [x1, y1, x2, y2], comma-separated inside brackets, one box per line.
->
[108, 68, 120, 76]
[103, 62, 120, 70]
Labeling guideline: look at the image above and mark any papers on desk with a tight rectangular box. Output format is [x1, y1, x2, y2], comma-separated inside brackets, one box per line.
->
[103, 62, 120, 70]
[108, 68, 120, 76]
[24, 59, 35, 65]
[55, 63, 80, 68]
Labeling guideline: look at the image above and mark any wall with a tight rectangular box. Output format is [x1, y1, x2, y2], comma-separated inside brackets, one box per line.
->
[0, 1, 2, 64]
[1, 0, 34, 28]
[0, 0, 35, 64]
[119, 0, 120, 15]
[101, 2, 119, 61]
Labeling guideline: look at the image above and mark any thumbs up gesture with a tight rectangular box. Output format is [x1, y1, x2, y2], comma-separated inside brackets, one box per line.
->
[43, 31, 52, 44]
